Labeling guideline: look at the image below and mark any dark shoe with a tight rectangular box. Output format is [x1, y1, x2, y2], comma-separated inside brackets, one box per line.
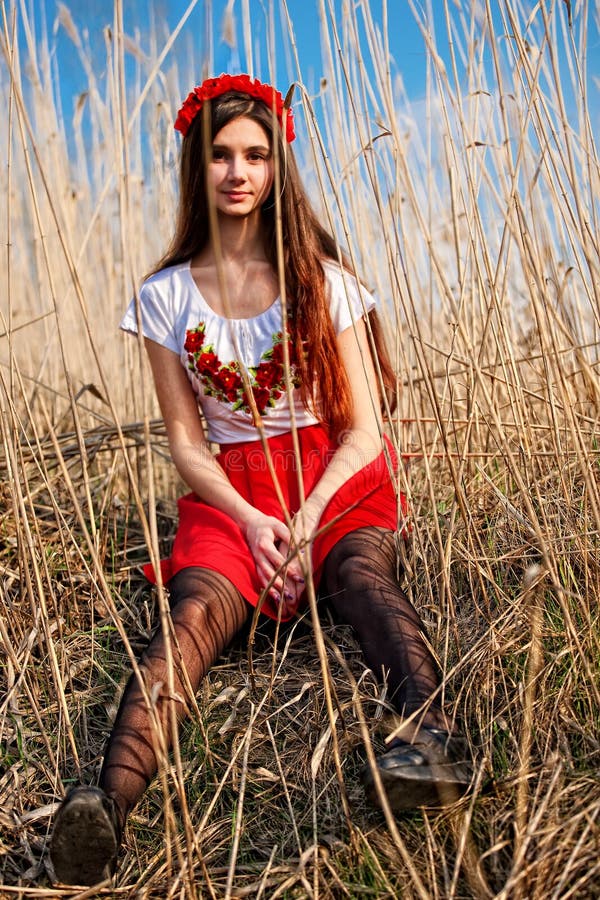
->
[361, 727, 474, 813]
[50, 786, 121, 885]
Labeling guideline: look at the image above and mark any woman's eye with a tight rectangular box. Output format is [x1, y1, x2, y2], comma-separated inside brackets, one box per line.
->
[212, 150, 227, 161]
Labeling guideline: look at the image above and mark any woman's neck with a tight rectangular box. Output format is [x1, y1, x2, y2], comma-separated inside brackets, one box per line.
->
[202, 211, 267, 264]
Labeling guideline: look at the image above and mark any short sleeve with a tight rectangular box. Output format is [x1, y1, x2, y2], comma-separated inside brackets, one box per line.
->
[325, 263, 376, 334]
[119, 281, 179, 353]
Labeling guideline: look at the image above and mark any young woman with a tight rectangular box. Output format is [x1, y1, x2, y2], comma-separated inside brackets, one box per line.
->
[50, 74, 472, 886]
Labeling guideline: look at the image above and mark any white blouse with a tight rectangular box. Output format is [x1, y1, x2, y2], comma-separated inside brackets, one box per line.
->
[120, 259, 376, 444]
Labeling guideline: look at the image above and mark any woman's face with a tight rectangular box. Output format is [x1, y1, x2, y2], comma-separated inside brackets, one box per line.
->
[207, 115, 274, 219]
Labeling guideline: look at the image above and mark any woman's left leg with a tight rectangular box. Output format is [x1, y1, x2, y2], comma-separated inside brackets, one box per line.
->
[320, 526, 447, 728]
[320, 526, 472, 809]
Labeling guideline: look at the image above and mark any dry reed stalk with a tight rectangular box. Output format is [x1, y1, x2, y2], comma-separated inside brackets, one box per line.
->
[510, 564, 546, 898]
[1, 0, 599, 896]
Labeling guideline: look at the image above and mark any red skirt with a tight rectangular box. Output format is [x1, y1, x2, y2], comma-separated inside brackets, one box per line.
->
[146, 424, 406, 620]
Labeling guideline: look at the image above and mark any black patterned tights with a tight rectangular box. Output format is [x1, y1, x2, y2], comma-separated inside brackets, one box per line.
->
[99, 568, 248, 825]
[99, 527, 445, 825]
[319, 527, 447, 729]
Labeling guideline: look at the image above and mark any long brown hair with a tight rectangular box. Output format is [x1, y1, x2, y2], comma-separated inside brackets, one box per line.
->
[151, 91, 395, 435]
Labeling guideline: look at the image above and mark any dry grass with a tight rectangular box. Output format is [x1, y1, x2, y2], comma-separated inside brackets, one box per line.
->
[1, 0, 599, 897]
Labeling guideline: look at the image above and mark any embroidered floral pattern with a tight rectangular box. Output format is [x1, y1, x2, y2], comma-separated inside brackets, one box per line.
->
[184, 322, 300, 416]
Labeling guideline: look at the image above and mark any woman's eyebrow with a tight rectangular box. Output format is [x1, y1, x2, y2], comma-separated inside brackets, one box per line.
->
[212, 142, 270, 153]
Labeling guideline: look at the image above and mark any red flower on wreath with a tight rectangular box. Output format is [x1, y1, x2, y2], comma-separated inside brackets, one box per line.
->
[174, 73, 295, 142]
[184, 322, 299, 416]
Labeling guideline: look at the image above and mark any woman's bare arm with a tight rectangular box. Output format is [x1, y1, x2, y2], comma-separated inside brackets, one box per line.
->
[144, 339, 297, 594]
[296, 317, 384, 533]
[277, 317, 388, 615]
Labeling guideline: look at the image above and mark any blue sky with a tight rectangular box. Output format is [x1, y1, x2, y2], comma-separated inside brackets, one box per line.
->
[37, 0, 440, 101]
[28, 0, 599, 150]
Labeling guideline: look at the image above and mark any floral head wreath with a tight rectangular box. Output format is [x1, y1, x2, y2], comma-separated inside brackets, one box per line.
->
[174, 73, 296, 142]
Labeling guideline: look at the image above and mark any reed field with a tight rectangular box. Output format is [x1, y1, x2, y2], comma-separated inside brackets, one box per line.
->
[1, 0, 599, 896]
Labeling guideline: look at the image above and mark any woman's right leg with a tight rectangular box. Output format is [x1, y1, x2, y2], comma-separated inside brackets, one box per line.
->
[99, 567, 250, 826]
[51, 567, 249, 885]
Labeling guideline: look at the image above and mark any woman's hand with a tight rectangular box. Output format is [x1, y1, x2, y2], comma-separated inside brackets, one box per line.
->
[274, 501, 321, 617]
[290, 501, 321, 555]
[243, 510, 304, 608]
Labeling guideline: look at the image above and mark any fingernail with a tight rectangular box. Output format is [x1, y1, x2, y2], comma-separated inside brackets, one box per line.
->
[293, 576, 305, 583]
[284, 591, 294, 601]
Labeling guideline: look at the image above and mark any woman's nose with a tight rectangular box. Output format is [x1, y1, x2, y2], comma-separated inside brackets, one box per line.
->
[228, 155, 246, 181]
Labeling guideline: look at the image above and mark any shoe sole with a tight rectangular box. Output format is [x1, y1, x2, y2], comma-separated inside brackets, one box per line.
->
[50, 789, 118, 886]
[362, 761, 473, 812]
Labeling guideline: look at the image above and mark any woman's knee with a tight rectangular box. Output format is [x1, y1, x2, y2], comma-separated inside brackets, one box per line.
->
[322, 527, 398, 594]
[167, 567, 249, 644]
[168, 566, 243, 608]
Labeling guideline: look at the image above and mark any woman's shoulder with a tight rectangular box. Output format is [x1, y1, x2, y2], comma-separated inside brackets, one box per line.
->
[320, 258, 372, 297]
[320, 257, 346, 280]
[124, 260, 196, 343]
[121, 261, 192, 349]
[141, 260, 190, 294]
[319, 258, 376, 330]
